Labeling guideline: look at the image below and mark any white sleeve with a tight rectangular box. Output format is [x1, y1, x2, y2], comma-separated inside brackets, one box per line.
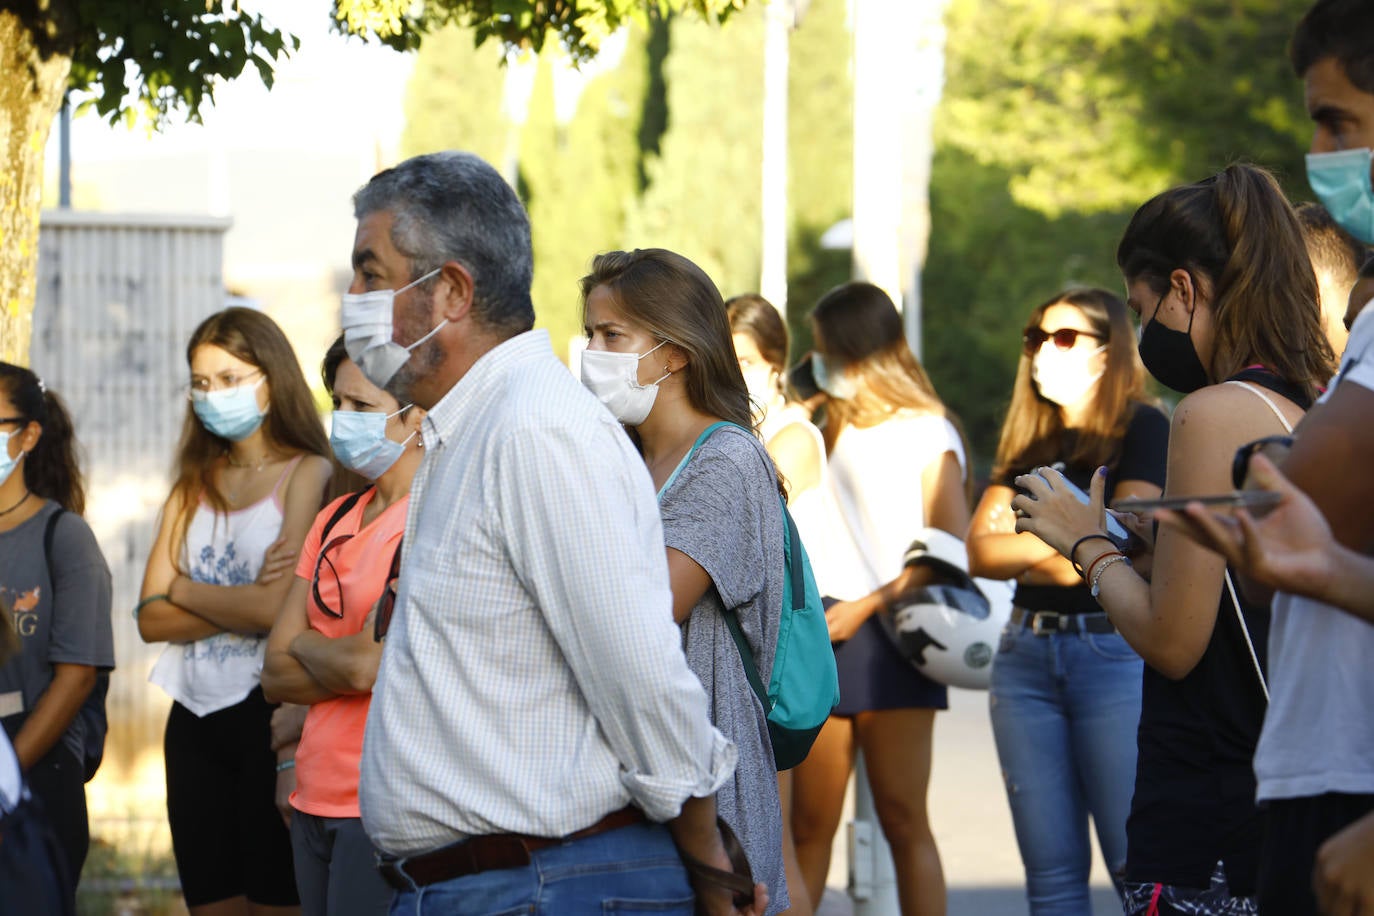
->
[1325, 306, 1374, 400]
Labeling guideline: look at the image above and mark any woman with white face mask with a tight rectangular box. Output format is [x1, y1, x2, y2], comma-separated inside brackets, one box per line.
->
[967, 288, 1168, 915]
[580, 249, 786, 915]
[261, 337, 424, 916]
[725, 294, 827, 916]
[137, 307, 333, 916]
[789, 282, 969, 916]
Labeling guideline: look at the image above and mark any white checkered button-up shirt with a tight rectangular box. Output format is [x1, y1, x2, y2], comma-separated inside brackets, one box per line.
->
[358, 329, 736, 857]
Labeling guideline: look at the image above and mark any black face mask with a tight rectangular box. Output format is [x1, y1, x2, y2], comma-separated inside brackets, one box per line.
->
[1137, 293, 1210, 394]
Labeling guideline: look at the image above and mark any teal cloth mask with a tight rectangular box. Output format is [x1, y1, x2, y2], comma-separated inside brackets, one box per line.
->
[1307, 148, 1374, 244]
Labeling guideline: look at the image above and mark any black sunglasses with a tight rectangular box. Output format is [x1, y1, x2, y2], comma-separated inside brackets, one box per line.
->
[311, 535, 354, 619]
[0, 416, 26, 427]
[373, 537, 404, 643]
[1231, 435, 1294, 490]
[1022, 327, 1104, 355]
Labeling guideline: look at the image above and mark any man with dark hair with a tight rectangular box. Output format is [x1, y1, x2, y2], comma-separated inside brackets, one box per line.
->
[1295, 201, 1369, 354]
[344, 152, 766, 915]
[1291, 0, 1374, 245]
[1239, 9, 1374, 913]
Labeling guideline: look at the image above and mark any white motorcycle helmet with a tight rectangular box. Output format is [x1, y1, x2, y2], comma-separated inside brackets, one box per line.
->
[878, 528, 1013, 690]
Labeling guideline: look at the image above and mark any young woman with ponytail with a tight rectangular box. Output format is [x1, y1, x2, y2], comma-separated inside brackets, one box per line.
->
[1013, 164, 1335, 914]
[138, 308, 331, 915]
[0, 363, 113, 908]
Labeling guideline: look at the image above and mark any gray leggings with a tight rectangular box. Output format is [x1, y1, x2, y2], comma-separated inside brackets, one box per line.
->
[289, 811, 394, 916]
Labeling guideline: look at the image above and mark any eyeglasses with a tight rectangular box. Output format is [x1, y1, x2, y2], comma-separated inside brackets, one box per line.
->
[1231, 435, 1294, 490]
[311, 535, 354, 619]
[373, 537, 404, 643]
[1022, 327, 1104, 355]
[0, 416, 26, 428]
[184, 369, 264, 400]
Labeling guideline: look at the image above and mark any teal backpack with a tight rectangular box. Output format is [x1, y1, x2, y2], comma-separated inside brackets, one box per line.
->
[667, 422, 840, 770]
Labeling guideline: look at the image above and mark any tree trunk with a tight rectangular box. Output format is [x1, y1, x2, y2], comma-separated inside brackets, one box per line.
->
[0, 6, 74, 366]
[758, 0, 790, 314]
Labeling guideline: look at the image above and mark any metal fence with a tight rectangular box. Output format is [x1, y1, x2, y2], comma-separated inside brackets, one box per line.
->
[30, 210, 231, 850]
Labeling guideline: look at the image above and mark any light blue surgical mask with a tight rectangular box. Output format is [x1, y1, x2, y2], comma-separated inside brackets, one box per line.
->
[191, 376, 267, 441]
[0, 430, 21, 488]
[812, 353, 858, 400]
[1307, 148, 1374, 244]
[330, 407, 416, 480]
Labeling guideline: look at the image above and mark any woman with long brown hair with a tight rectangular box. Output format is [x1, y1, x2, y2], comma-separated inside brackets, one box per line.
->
[0, 364, 113, 910]
[580, 249, 783, 914]
[138, 307, 331, 916]
[967, 288, 1167, 913]
[789, 282, 968, 916]
[1014, 163, 1335, 914]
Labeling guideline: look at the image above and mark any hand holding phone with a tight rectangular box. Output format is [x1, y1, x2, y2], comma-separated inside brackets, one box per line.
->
[1034, 467, 1138, 552]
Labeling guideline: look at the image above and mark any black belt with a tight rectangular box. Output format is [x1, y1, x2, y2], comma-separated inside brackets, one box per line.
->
[377, 805, 646, 890]
[1011, 607, 1115, 636]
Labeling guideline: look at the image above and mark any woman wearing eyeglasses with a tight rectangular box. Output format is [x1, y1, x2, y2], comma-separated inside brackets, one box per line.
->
[137, 307, 332, 916]
[966, 289, 1167, 914]
[260, 337, 422, 916]
[0, 364, 113, 911]
[1012, 164, 1336, 915]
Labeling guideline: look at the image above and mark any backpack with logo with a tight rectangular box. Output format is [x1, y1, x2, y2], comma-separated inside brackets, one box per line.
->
[676, 422, 840, 770]
[40, 510, 108, 783]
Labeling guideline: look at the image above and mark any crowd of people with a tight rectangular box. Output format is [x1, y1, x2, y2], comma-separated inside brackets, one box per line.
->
[1, 1, 1372, 915]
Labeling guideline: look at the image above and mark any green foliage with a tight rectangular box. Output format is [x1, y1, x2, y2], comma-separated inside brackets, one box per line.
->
[66, 1, 300, 127]
[784, 0, 853, 356]
[624, 5, 767, 302]
[399, 24, 510, 166]
[520, 33, 653, 354]
[924, 0, 1317, 472]
[334, 0, 751, 62]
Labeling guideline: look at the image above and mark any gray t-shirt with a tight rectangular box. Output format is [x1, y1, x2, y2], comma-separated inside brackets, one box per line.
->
[660, 424, 788, 914]
[0, 501, 114, 762]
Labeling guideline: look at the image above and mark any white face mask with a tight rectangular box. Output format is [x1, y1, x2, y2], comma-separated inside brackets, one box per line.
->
[579, 341, 671, 425]
[812, 353, 858, 400]
[1032, 344, 1105, 407]
[341, 267, 445, 390]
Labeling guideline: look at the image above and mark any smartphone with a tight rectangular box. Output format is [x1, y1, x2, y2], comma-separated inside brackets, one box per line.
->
[1109, 490, 1283, 515]
[1033, 468, 1137, 552]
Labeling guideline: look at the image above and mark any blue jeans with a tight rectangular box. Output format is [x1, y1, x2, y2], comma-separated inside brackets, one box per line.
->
[988, 619, 1143, 915]
[387, 822, 695, 915]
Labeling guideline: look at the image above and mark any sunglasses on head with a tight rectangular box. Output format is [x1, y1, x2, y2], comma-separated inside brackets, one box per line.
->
[1023, 327, 1104, 355]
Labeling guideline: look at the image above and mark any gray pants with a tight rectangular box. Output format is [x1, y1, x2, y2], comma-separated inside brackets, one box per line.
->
[289, 811, 394, 916]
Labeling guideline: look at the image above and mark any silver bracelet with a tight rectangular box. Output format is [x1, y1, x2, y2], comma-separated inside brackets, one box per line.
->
[1090, 554, 1132, 598]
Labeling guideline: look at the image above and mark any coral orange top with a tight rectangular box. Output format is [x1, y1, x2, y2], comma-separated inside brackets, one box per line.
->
[289, 489, 407, 818]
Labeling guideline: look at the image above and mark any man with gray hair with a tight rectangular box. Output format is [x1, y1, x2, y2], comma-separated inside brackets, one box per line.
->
[344, 151, 765, 915]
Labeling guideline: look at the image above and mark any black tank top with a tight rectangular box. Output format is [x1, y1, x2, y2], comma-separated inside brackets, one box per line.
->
[1124, 369, 1311, 894]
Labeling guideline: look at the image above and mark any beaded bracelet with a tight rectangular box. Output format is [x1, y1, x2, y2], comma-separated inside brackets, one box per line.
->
[1069, 533, 1117, 578]
[1090, 554, 1132, 598]
[275, 759, 295, 773]
[1085, 549, 1125, 584]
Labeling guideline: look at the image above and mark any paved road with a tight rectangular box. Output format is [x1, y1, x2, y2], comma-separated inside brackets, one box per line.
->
[814, 687, 1123, 916]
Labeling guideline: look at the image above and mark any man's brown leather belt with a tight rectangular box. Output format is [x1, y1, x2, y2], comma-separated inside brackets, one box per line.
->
[376, 805, 646, 890]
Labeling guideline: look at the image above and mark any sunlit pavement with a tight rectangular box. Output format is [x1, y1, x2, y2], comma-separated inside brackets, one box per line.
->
[814, 687, 1122, 915]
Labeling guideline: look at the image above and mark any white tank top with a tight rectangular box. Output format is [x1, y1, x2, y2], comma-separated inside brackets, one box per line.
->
[149, 456, 301, 716]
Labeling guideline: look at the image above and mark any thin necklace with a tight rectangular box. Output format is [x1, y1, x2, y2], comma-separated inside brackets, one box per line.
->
[225, 451, 269, 471]
[0, 490, 31, 517]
